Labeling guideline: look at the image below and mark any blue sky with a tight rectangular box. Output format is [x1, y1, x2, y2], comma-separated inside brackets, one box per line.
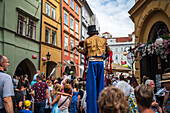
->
[86, 0, 135, 37]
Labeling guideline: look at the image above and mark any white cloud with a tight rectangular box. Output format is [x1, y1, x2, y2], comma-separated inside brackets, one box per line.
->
[86, 0, 135, 37]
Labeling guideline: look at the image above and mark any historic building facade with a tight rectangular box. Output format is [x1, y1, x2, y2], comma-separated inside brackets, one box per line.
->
[40, 0, 62, 78]
[61, 0, 82, 77]
[0, 0, 41, 80]
[103, 32, 135, 77]
[129, 0, 170, 88]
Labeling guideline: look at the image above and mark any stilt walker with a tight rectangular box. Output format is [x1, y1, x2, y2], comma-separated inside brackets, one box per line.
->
[75, 25, 112, 113]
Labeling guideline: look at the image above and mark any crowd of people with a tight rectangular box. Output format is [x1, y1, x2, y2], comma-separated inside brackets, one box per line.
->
[11, 70, 87, 113]
[1, 55, 170, 113]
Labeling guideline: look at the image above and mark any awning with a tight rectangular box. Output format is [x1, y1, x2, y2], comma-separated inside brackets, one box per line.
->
[105, 63, 131, 73]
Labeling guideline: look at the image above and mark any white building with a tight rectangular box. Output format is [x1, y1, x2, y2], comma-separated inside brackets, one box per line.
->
[102, 32, 135, 77]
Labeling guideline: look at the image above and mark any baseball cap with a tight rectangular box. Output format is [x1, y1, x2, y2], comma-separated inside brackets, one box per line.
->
[24, 100, 31, 107]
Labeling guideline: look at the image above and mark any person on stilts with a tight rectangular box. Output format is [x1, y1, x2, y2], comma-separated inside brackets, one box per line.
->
[75, 25, 112, 113]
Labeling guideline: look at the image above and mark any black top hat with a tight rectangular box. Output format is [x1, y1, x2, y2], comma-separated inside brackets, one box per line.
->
[87, 25, 98, 35]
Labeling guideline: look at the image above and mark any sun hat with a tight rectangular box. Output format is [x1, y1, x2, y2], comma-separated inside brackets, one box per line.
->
[24, 100, 31, 107]
[160, 73, 170, 83]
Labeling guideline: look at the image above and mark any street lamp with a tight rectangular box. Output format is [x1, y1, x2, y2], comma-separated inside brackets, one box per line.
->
[123, 46, 135, 77]
[46, 52, 51, 79]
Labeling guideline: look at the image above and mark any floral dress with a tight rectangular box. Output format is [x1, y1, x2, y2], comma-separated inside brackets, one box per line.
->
[70, 90, 79, 113]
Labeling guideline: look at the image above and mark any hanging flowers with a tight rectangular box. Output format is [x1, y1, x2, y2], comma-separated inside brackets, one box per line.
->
[134, 36, 170, 62]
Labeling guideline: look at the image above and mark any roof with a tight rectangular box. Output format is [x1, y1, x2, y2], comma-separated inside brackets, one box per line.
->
[116, 37, 132, 42]
[102, 32, 110, 35]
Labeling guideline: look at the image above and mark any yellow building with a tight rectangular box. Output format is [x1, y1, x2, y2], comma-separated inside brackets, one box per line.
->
[40, 0, 62, 78]
[129, 0, 170, 84]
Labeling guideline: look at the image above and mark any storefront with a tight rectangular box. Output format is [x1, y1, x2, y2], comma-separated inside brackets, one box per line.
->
[129, 0, 170, 90]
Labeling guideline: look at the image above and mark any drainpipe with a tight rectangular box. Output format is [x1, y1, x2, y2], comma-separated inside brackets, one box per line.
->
[80, 5, 83, 78]
[38, 0, 43, 70]
[60, 0, 63, 77]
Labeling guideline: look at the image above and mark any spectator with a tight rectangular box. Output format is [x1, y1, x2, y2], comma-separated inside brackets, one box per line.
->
[71, 83, 80, 113]
[142, 75, 149, 85]
[30, 71, 39, 88]
[0, 55, 14, 113]
[80, 89, 87, 113]
[63, 72, 71, 80]
[41, 72, 46, 82]
[13, 83, 25, 113]
[32, 70, 40, 83]
[145, 79, 162, 113]
[13, 75, 18, 89]
[45, 80, 53, 113]
[115, 75, 134, 97]
[78, 83, 85, 113]
[19, 100, 32, 113]
[51, 84, 72, 113]
[135, 85, 155, 113]
[161, 68, 170, 112]
[97, 86, 128, 113]
[69, 71, 74, 86]
[128, 77, 140, 113]
[32, 75, 50, 113]
[112, 77, 119, 86]
[51, 84, 62, 113]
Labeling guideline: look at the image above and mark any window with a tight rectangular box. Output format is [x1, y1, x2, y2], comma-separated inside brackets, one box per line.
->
[64, 36, 68, 50]
[52, 30, 57, 46]
[75, 42, 78, 53]
[76, 5, 78, 14]
[28, 19, 36, 39]
[76, 22, 78, 33]
[70, 39, 74, 51]
[64, 13, 68, 25]
[70, 0, 74, 9]
[17, 14, 26, 36]
[45, 27, 51, 43]
[115, 48, 118, 52]
[115, 55, 118, 60]
[70, 18, 74, 29]
[51, 7, 56, 19]
[121, 55, 124, 60]
[64, 0, 68, 4]
[45, 3, 50, 16]
[121, 47, 123, 52]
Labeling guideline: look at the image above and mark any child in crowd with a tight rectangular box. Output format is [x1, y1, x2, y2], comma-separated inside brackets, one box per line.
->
[51, 83, 62, 113]
[45, 80, 53, 113]
[19, 100, 32, 113]
[51, 84, 72, 113]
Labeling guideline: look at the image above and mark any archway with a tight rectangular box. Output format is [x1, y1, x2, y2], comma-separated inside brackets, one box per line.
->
[64, 61, 77, 77]
[140, 21, 169, 91]
[14, 58, 36, 81]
